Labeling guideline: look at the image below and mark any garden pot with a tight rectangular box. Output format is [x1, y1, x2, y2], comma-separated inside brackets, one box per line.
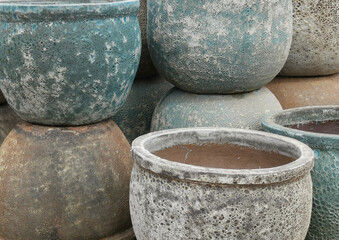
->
[113, 76, 172, 143]
[135, 0, 157, 78]
[130, 128, 314, 239]
[0, 104, 21, 144]
[0, 120, 133, 240]
[262, 106, 339, 239]
[0, 0, 141, 126]
[147, 0, 293, 93]
[280, 0, 339, 76]
[267, 74, 339, 109]
[0, 91, 5, 105]
[151, 87, 282, 131]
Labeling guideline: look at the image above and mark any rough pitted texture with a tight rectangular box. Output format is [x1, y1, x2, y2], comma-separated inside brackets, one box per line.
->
[147, 0, 293, 94]
[135, 0, 157, 78]
[0, 120, 133, 240]
[112, 76, 172, 143]
[130, 128, 314, 240]
[151, 87, 282, 131]
[0, 1, 141, 126]
[267, 74, 339, 109]
[0, 104, 21, 144]
[262, 106, 339, 240]
[280, 0, 339, 76]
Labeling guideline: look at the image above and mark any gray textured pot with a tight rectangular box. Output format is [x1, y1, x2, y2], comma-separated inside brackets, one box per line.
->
[147, 0, 293, 93]
[280, 0, 339, 76]
[130, 128, 314, 240]
[112, 76, 173, 143]
[151, 87, 282, 131]
[0, 104, 21, 144]
[262, 106, 339, 240]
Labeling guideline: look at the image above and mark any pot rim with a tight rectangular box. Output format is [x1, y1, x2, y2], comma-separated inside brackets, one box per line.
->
[132, 127, 314, 185]
[262, 105, 339, 149]
[0, 0, 139, 21]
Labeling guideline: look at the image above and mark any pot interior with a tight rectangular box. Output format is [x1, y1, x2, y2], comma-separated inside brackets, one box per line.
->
[286, 120, 339, 135]
[154, 143, 295, 170]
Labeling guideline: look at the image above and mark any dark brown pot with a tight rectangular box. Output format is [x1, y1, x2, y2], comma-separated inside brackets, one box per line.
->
[267, 74, 339, 109]
[0, 120, 133, 240]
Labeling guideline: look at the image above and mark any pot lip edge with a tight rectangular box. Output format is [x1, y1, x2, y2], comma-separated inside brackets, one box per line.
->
[131, 127, 314, 185]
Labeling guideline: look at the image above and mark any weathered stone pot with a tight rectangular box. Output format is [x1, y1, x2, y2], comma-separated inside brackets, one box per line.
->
[135, 0, 157, 78]
[267, 74, 339, 109]
[0, 0, 141, 126]
[113, 76, 172, 142]
[130, 128, 314, 239]
[280, 0, 339, 76]
[147, 0, 293, 93]
[0, 104, 21, 144]
[262, 106, 339, 239]
[0, 120, 133, 239]
[151, 87, 282, 131]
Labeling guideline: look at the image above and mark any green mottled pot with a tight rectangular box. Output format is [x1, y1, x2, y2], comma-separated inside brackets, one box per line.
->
[151, 87, 282, 131]
[112, 75, 172, 143]
[262, 106, 339, 240]
[0, 0, 141, 126]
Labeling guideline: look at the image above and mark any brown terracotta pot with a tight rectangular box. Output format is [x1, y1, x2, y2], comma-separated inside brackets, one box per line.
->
[266, 74, 339, 109]
[0, 120, 133, 240]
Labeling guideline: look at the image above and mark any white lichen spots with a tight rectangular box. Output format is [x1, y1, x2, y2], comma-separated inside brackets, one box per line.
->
[123, 36, 128, 43]
[89, 51, 96, 64]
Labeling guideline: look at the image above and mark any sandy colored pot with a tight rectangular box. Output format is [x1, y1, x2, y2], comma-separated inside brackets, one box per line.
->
[280, 0, 339, 76]
[0, 0, 141, 126]
[0, 120, 133, 240]
[262, 106, 339, 240]
[148, 0, 292, 93]
[0, 104, 21, 144]
[130, 128, 314, 239]
[135, 0, 157, 78]
[266, 74, 339, 109]
[151, 87, 282, 131]
[113, 76, 172, 142]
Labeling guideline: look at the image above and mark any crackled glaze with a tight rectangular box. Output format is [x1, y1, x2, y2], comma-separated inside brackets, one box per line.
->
[148, 0, 292, 93]
[262, 106, 339, 240]
[151, 87, 282, 131]
[113, 76, 172, 142]
[130, 128, 314, 239]
[280, 0, 339, 76]
[0, 120, 133, 240]
[0, 0, 141, 126]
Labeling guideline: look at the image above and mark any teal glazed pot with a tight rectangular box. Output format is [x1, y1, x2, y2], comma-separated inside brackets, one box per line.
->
[0, 0, 141, 126]
[262, 106, 339, 240]
[151, 87, 282, 131]
[112, 75, 173, 143]
[147, 0, 293, 94]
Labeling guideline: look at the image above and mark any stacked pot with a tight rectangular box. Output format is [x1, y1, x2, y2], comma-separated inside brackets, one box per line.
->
[0, 1, 140, 239]
[149, 0, 290, 131]
[112, 0, 173, 143]
[267, 0, 339, 108]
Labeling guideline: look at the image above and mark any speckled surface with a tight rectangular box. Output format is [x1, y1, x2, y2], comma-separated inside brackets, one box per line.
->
[280, 0, 339, 76]
[267, 74, 339, 109]
[151, 87, 282, 131]
[262, 106, 339, 240]
[0, 0, 141, 126]
[0, 120, 133, 239]
[130, 128, 314, 239]
[135, 0, 157, 78]
[148, 0, 293, 93]
[113, 75, 173, 143]
[0, 104, 21, 144]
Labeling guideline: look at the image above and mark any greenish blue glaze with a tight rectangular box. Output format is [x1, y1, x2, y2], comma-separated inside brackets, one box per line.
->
[0, 0, 141, 126]
[151, 87, 282, 131]
[112, 76, 172, 143]
[262, 106, 339, 240]
[147, 0, 292, 94]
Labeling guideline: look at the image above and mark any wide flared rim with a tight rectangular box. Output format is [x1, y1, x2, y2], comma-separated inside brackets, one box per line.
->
[0, 0, 139, 21]
[262, 105, 339, 149]
[132, 127, 314, 185]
